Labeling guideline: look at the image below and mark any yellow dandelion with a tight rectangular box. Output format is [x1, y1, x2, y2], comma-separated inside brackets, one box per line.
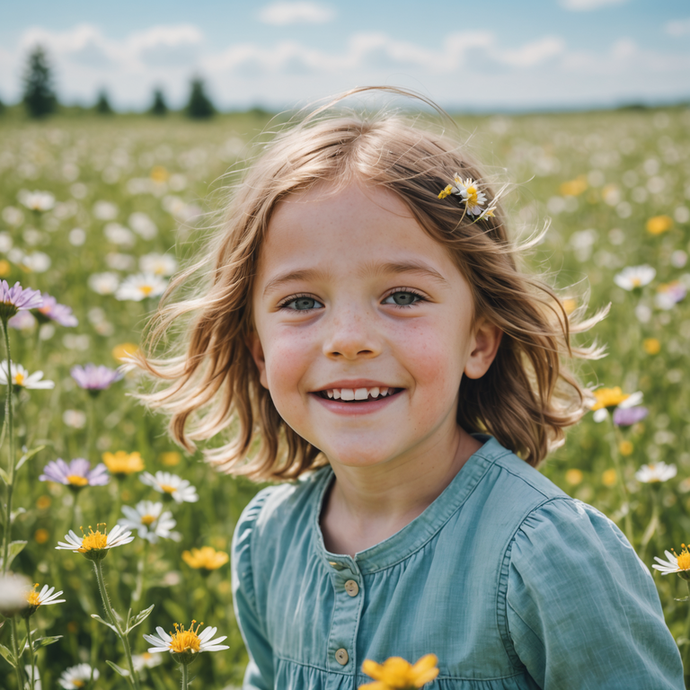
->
[602, 469, 617, 487]
[619, 441, 634, 456]
[102, 450, 145, 476]
[360, 654, 439, 690]
[182, 546, 229, 571]
[565, 469, 583, 486]
[643, 338, 661, 355]
[646, 215, 673, 235]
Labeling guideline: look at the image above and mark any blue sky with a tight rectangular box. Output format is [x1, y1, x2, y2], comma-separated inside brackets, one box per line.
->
[1, 0, 689, 111]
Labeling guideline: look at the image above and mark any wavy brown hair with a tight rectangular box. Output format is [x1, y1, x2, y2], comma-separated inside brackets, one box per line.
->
[134, 87, 605, 481]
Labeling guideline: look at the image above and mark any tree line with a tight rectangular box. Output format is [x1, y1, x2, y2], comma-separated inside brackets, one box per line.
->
[4, 45, 219, 119]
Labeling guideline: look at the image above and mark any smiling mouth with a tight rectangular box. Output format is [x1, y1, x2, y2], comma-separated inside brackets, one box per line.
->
[314, 386, 402, 402]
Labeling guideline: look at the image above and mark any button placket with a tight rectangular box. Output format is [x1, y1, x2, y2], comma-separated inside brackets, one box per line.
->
[326, 559, 364, 673]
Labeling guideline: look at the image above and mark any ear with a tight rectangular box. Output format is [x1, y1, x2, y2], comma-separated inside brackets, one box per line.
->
[464, 317, 503, 380]
[247, 331, 269, 389]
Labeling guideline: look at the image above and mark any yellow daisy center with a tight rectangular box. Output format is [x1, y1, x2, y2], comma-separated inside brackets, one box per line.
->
[465, 186, 478, 206]
[140, 285, 154, 296]
[631, 277, 642, 287]
[169, 621, 202, 653]
[67, 475, 89, 487]
[14, 372, 25, 385]
[591, 386, 629, 411]
[160, 483, 177, 494]
[78, 525, 108, 552]
[141, 514, 156, 526]
[678, 553, 690, 570]
[71, 682, 86, 688]
[27, 584, 41, 607]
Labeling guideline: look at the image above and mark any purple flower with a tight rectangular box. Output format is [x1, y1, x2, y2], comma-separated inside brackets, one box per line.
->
[39, 458, 109, 488]
[8, 310, 37, 330]
[71, 364, 123, 393]
[0, 281, 42, 321]
[613, 406, 649, 427]
[36, 293, 78, 327]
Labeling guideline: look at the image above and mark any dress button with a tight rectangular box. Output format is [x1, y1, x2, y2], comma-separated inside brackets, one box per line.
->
[335, 648, 349, 665]
[344, 579, 359, 597]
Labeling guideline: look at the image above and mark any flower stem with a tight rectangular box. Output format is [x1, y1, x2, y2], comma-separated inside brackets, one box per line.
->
[639, 488, 660, 562]
[93, 560, 141, 690]
[181, 662, 189, 690]
[132, 539, 149, 610]
[10, 616, 24, 690]
[609, 422, 633, 544]
[1, 318, 15, 574]
[25, 616, 36, 690]
[684, 581, 690, 687]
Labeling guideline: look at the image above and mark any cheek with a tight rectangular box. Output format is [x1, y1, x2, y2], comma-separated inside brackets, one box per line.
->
[262, 327, 314, 392]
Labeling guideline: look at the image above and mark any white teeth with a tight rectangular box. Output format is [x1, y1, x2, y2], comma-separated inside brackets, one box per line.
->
[340, 389, 355, 401]
[333, 389, 341, 400]
[321, 386, 397, 400]
[354, 388, 368, 400]
[370, 387, 380, 398]
[380, 387, 389, 396]
[327, 390, 333, 399]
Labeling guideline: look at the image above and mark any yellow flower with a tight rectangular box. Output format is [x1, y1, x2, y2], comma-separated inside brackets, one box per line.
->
[102, 451, 144, 475]
[590, 387, 629, 411]
[565, 469, 583, 486]
[160, 451, 181, 467]
[36, 495, 51, 510]
[150, 166, 169, 183]
[646, 215, 673, 235]
[438, 185, 453, 200]
[559, 176, 587, 197]
[619, 441, 634, 456]
[0, 260, 10, 277]
[602, 469, 617, 487]
[112, 342, 139, 363]
[562, 298, 577, 315]
[643, 338, 661, 355]
[360, 654, 439, 690]
[34, 528, 49, 544]
[182, 546, 229, 571]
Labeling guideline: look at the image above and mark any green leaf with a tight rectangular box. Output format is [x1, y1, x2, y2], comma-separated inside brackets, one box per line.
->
[0, 540, 27, 571]
[91, 614, 119, 635]
[15, 445, 45, 472]
[0, 466, 9, 485]
[0, 642, 16, 668]
[32, 635, 62, 651]
[127, 604, 155, 633]
[106, 660, 130, 677]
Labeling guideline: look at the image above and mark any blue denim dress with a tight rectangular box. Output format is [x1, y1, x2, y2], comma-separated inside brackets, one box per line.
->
[232, 436, 684, 689]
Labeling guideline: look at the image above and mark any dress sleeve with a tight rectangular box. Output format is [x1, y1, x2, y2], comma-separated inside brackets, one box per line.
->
[232, 489, 275, 690]
[506, 497, 684, 690]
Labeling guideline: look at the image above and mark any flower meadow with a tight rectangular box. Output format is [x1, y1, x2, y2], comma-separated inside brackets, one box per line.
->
[0, 105, 689, 689]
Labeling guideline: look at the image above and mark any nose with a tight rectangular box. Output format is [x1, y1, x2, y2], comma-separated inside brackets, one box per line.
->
[322, 305, 381, 360]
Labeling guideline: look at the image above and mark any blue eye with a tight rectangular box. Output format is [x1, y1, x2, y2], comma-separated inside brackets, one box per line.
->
[281, 296, 323, 311]
[383, 291, 424, 307]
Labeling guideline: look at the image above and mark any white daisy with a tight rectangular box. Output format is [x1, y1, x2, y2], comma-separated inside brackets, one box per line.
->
[453, 176, 487, 216]
[56, 523, 135, 561]
[58, 663, 98, 689]
[614, 265, 656, 291]
[18, 190, 55, 213]
[140, 471, 198, 503]
[635, 462, 677, 484]
[144, 621, 229, 657]
[0, 360, 55, 389]
[115, 273, 167, 302]
[139, 253, 178, 277]
[0, 572, 31, 617]
[88, 272, 120, 295]
[25, 583, 66, 616]
[132, 651, 164, 672]
[119, 500, 181, 543]
[653, 546, 690, 578]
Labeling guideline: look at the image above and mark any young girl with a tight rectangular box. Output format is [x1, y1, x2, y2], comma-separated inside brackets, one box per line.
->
[137, 88, 684, 689]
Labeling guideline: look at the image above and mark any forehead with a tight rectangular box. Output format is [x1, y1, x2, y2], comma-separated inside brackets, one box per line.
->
[255, 182, 460, 283]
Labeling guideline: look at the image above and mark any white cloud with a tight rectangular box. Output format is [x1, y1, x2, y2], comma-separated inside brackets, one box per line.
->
[560, 0, 628, 10]
[258, 2, 335, 25]
[496, 36, 565, 67]
[666, 18, 690, 36]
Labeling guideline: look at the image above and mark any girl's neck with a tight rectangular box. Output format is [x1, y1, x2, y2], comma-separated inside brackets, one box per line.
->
[319, 427, 482, 557]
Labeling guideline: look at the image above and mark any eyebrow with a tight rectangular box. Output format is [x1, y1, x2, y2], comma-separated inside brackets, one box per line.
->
[262, 260, 449, 298]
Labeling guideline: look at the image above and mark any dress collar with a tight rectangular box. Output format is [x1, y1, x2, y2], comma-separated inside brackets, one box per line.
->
[311, 435, 511, 575]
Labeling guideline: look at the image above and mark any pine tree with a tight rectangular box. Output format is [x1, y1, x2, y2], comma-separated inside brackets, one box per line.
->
[95, 89, 113, 114]
[186, 77, 215, 119]
[150, 88, 168, 116]
[22, 45, 57, 118]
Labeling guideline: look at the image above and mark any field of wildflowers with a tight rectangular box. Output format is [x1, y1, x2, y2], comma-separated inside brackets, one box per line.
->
[0, 105, 688, 689]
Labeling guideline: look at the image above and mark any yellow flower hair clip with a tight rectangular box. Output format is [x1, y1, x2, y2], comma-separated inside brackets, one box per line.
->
[438, 174, 495, 220]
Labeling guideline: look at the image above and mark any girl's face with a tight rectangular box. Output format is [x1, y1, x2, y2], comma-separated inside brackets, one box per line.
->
[250, 182, 500, 471]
